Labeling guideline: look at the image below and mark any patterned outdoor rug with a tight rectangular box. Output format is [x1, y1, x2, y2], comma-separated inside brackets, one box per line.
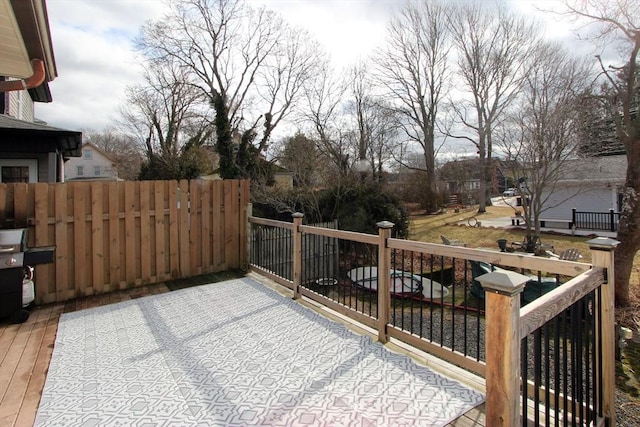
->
[36, 277, 484, 426]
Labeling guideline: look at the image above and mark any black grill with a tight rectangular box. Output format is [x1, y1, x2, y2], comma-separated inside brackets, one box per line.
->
[0, 228, 54, 323]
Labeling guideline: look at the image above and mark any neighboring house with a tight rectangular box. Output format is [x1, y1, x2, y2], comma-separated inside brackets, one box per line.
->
[539, 154, 626, 229]
[0, 0, 81, 183]
[272, 171, 293, 190]
[64, 143, 118, 181]
[437, 158, 508, 200]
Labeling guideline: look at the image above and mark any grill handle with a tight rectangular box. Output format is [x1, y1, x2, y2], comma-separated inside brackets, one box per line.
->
[0, 246, 15, 253]
[24, 266, 34, 281]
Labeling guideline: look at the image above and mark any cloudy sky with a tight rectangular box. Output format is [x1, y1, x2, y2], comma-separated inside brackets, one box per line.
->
[35, 0, 583, 133]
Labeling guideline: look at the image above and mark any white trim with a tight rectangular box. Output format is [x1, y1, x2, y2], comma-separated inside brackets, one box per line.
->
[0, 158, 38, 183]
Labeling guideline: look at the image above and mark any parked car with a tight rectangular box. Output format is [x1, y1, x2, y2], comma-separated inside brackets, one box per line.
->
[503, 188, 516, 197]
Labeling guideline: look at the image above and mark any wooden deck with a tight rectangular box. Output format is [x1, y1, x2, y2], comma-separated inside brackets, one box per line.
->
[0, 283, 172, 427]
[0, 274, 486, 427]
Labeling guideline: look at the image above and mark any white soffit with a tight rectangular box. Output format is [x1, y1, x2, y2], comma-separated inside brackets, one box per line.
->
[0, 0, 32, 79]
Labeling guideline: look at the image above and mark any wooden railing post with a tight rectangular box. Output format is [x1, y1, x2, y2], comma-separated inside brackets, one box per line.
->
[477, 270, 531, 426]
[292, 212, 304, 300]
[376, 221, 394, 343]
[587, 237, 620, 427]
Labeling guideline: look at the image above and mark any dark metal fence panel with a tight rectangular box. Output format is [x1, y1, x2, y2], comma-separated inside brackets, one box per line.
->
[250, 220, 338, 283]
[520, 289, 601, 426]
[387, 250, 486, 361]
[300, 235, 379, 319]
[572, 208, 620, 232]
[250, 224, 293, 281]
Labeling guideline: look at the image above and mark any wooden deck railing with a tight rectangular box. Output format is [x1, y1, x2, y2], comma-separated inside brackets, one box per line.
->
[248, 213, 618, 426]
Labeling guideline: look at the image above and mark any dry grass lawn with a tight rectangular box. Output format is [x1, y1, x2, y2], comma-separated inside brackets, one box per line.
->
[408, 203, 640, 403]
[407, 204, 640, 333]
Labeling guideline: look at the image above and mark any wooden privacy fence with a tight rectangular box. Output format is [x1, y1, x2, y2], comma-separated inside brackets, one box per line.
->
[0, 179, 249, 304]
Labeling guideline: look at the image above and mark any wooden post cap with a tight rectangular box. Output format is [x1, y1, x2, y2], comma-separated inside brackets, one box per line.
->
[292, 212, 304, 219]
[477, 270, 530, 296]
[586, 237, 620, 251]
[376, 221, 394, 229]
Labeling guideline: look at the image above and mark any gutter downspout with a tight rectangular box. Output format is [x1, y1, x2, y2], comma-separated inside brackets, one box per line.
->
[0, 59, 45, 92]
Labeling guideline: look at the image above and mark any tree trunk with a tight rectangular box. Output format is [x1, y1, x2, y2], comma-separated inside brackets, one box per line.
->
[477, 157, 487, 213]
[614, 155, 640, 307]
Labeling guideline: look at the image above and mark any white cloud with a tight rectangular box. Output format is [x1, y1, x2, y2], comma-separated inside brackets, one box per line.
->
[250, 0, 403, 67]
[36, 0, 168, 131]
[35, 0, 604, 135]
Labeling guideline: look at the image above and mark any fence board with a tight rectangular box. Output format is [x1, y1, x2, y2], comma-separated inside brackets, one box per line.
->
[73, 184, 88, 295]
[212, 179, 223, 270]
[54, 184, 68, 301]
[91, 183, 105, 293]
[225, 180, 239, 268]
[33, 184, 52, 302]
[239, 180, 249, 268]
[179, 180, 190, 277]
[168, 181, 179, 276]
[189, 180, 200, 275]
[139, 181, 151, 283]
[201, 180, 212, 272]
[13, 183, 27, 228]
[108, 182, 120, 288]
[154, 181, 166, 281]
[124, 182, 136, 285]
[0, 179, 248, 304]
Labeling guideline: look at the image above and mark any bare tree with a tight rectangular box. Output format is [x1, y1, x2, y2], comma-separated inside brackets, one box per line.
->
[374, 1, 452, 211]
[347, 63, 399, 181]
[119, 60, 214, 179]
[301, 63, 353, 179]
[497, 41, 593, 237]
[121, 62, 209, 158]
[138, 0, 320, 178]
[557, 0, 639, 306]
[449, 2, 540, 213]
[83, 129, 143, 180]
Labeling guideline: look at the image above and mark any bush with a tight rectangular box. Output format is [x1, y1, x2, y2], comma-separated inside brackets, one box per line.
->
[253, 182, 409, 238]
[333, 183, 409, 238]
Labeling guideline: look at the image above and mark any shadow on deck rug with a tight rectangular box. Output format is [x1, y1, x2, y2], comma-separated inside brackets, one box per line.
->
[36, 277, 484, 426]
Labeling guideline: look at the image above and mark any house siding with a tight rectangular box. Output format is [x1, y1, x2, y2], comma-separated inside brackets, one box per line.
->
[64, 143, 118, 181]
[6, 90, 34, 121]
[541, 185, 618, 220]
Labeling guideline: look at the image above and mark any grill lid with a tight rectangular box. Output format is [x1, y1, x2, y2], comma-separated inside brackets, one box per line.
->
[0, 229, 28, 254]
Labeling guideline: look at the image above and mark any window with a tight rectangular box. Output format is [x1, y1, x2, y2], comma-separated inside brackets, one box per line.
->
[94, 166, 101, 176]
[83, 149, 92, 159]
[77, 166, 84, 176]
[1, 166, 29, 183]
[0, 159, 37, 183]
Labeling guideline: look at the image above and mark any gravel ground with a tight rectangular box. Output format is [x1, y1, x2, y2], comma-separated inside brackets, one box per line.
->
[616, 389, 640, 426]
[617, 337, 640, 427]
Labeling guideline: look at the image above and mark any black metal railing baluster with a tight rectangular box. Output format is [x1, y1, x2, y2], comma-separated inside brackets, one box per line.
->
[522, 336, 529, 426]
[554, 314, 561, 427]
[544, 322, 551, 426]
[419, 253, 425, 339]
[570, 303, 578, 427]
[534, 329, 541, 426]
